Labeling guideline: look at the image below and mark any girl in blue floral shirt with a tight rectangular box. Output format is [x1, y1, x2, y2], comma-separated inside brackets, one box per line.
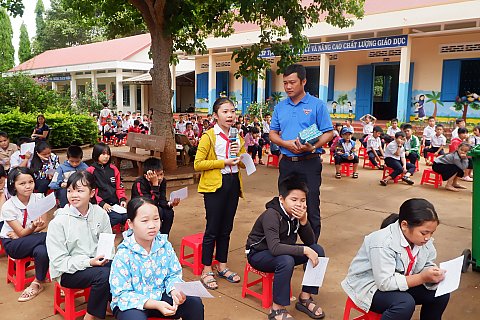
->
[109, 197, 204, 320]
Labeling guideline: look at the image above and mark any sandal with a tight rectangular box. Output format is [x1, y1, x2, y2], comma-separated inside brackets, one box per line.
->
[335, 172, 341, 179]
[295, 296, 325, 319]
[380, 179, 388, 186]
[217, 268, 241, 283]
[201, 272, 218, 290]
[18, 281, 44, 302]
[352, 172, 358, 179]
[268, 308, 295, 320]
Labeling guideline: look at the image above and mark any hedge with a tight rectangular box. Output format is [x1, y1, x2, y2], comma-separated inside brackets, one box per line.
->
[0, 109, 99, 148]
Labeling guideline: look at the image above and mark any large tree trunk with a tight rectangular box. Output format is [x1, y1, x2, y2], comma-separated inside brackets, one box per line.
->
[432, 103, 437, 118]
[130, 0, 177, 171]
[462, 104, 468, 121]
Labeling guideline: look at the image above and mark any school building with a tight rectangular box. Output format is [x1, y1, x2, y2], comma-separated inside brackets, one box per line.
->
[6, 33, 195, 114]
[194, 0, 480, 123]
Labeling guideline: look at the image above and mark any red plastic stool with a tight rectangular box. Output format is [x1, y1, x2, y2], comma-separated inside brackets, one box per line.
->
[358, 146, 367, 159]
[7, 256, 36, 292]
[343, 297, 381, 320]
[340, 163, 354, 177]
[382, 166, 403, 183]
[420, 168, 443, 188]
[0, 241, 5, 256]
[362, 156, 378, 169]
[267, 154, 279, 168]
[426, 152, 437, 164]
[179, 233, 218, 275]
[54, 282, 91, 320]
[406, 158, 419, 172]
[329, 153, 335, 164]
[241, 262, 292, 309]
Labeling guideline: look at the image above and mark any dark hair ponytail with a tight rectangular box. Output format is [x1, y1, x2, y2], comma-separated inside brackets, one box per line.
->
[212, 97, 234, 114]
[380, 198, 439, 229]
[30, 141, 52, 172]
[127, 197, 157, 222]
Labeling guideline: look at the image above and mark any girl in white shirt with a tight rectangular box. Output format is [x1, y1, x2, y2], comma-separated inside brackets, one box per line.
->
[0, 167, 49, 302]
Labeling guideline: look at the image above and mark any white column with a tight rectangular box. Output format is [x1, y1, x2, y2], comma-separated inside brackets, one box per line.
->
[115, 69, 124, 112]
[130, 84, 136, 112]
[397, 35, 412, 122]
[208, 50, 216, 114]
[141, 85, 146, 115]
[171, 63, 177, 112]
[319, 53, 330, 102]
[70, 73, 77, 100]
[257, 70, 266, 104]
[91, 71, 97, 96]
[105, 81, 111, 107]
[51, 82, 57, 91]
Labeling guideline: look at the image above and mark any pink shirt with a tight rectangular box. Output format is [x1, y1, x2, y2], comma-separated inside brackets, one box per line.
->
[244, 133, 259, 147]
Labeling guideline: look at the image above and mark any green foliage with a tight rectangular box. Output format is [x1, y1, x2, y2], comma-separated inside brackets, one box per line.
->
[247, 102, 271, 121]
[18, 23, 33, 63]
[0, 73, 72, 114]
[73, 85, 114, 114]
[0, 8, 14, 72]
[337, 93, 348, 106]
[0, 109, 99, 148]
[425, 91, 444, 106]
[0, 0, 23, 17]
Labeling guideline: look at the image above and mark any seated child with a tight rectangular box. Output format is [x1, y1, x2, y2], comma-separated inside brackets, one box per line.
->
[110, 197, 204, 320]
[103, 118, 116, 142]
[448, 128, 473, 182]
[468, 125, 480, 146]
[386, 118, 401, 138]
[1, 167, 49, 302]
[380, 132, 415, 186]
[402, 124, 420, 167]
[0, 164, 8, 231]
[183, 122, 198, 146]
[128, 120, 143, 134]
[30, 141, 59, 194]
[422, 116, 436, 152]
[46, 171, 112, 320]
[334, 127, 359, 179]
[246, 175, 325, 320]
[424, 124, 446, 165]
[343, 118, 356, 141]
[87, 143, 127, 227]
[328, 123, 343, 148]
[131, 157, 180, 236]
[342, 198, 449, 319]
[432, 142, 471, 192]
[360, 114, 376, 147]
[49, 145, 89, 208]
[9, 137, 33, 169]
[245, 126, 264, 165]
[0, 131, 18, 171]
[451, 118, 465, 140]
[366, 126, 385, 170]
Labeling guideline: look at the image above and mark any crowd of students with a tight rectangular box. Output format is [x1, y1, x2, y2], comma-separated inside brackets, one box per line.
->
[0, 103, 473, 319]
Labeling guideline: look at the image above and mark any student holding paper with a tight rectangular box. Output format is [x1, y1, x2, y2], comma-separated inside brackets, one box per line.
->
[0, 167, 49, 302]
[131, 157, 180, 236]
[30, 141, 59, 194]
[110, 197, 204, 320]
[246, 175, 326, 320]
[341, 198, 450, 320]
[194, 97, 247, 290]
[46, 171, 112, 320]
[9, 137, 33, 169]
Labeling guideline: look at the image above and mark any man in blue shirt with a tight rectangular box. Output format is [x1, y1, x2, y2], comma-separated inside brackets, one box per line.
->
[269, 64, 334, 241]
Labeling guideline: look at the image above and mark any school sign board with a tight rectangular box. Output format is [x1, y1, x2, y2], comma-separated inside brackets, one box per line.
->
[259, 35, 408, 58]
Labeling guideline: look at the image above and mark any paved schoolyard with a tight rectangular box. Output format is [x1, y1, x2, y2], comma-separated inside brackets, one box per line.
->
[0, 152, 479, 319]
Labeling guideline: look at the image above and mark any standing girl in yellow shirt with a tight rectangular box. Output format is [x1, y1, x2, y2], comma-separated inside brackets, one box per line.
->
[194, 97, 246, 290]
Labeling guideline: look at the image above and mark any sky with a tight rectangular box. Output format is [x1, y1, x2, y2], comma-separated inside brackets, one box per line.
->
[10, 0, 51, 65]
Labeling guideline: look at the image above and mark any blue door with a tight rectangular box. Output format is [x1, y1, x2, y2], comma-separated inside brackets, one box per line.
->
[265, 70, 272, 101]
[216, 71, 229, 98]
[355, 65, 374, 120]
[242, 77, 255, 114]
[406, 63, 415, 121]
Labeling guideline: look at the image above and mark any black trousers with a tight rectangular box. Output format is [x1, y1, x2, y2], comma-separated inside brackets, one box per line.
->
[1, 232, 49, 281]
[334, 155, 359, 165]
[55, 188, 68, 208]
[108, 210, 128, 227]
[367, 150, 381, 167]
[248, 145, 262, 161]
[369, 285, 450, 320]
[113, 294, 204, 320]
[61, 263, 112, 319]
[432, 162, 464, 181]
[423, 146, 444, 159]
[279, 156, 322, 242]
[384, 158, 416, 179]
[248, 244, 325, 306]
[159, 206, 174, 236]
[35, 178, 51, 194]
[202, 173, 240, 265]
[406, 152, 419, 166]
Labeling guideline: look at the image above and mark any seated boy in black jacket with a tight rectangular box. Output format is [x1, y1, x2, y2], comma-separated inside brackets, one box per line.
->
[131, 157, 180, 236]
[245, 175, 326, 320]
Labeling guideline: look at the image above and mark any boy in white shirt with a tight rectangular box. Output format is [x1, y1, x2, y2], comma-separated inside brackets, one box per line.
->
[366, 126, 385, 170]
[387, 118, 401, 138]
[360, 114, 376, 147]
[424, 124, 446, 165]
[422, 116, 436, 157]
[451, 118, 466, 140]
[380, 132, 416, 186]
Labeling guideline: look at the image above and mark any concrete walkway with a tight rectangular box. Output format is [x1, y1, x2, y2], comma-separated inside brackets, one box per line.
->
[0, 156, 479, 319]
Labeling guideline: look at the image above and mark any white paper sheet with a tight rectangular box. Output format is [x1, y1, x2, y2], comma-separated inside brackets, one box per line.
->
[20, 142, 35, 155]
[96, 233, 115, 260]
[301, 257, 330, 287]
[26, 192, 56, 221]
[240, 153, 256, 176]
[173, 281, 214, 298]
[169, 187, 188, 202]
[111, 204, 127, 214]
[435, 256, 464, 297]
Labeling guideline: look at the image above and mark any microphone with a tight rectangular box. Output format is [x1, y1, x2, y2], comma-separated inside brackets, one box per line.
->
[229, 127, 238, 158]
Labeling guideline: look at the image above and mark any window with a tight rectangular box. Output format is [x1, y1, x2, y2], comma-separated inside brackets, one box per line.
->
[123, 85, 130, 106]
[98, 84, 106, 93]
[77, 85, 86, 95]
[137, 86, 142, 111]
[441, 59, 480, 101]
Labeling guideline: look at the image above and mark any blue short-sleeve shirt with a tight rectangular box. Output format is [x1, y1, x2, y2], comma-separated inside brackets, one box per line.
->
[270, 93, 333, 157]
